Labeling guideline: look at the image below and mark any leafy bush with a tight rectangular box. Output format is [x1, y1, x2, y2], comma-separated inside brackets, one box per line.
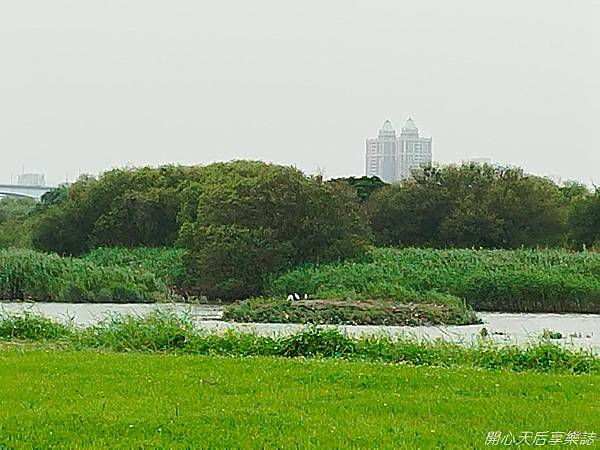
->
[180, 225, 293, 299]
[18, 160, 600, 306]
[268, 247, 600, 313]
[331, 176, 386, 202]
[26, 162, 371, 300]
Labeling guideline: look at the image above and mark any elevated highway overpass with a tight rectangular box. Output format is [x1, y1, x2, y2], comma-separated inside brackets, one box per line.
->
[0, 184, 55, 200]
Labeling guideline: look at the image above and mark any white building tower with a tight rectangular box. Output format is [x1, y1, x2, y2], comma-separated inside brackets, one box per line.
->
[397, 118, 433, 180]
[365, 118, 433, 182]
[365, 120, 398, 183]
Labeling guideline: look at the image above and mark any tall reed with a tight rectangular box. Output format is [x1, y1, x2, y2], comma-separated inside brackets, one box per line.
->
[268, 247, 600, 313]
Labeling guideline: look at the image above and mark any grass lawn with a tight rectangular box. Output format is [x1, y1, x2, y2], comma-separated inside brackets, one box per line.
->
[0, 348, 598, 449]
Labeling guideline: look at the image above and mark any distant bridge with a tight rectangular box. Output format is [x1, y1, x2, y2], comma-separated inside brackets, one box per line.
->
[0, 184, 55, 200]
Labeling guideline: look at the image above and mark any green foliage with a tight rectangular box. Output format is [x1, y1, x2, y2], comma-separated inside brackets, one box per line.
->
[80, 310, 195, 351]
[331, 176, 387, 202]
[38, 184, 69, 207]
[81, 247, 187, 289]
[268, 247, 600, 313]
[27, 162, 371, 300]
[0, 249, 170, 303]
[178, 161, 371, 299]
[0, 197, 36, 223]
[1, 311, 598, 374]
[223, 296, 479, 326]
[0, 219, 32, 249]
[0, 311, 73, 340]
[180, 225, 293, 299]
[368, 164, 567, 248]
[568, 189, 600, 248]
[17, 160, 600, 304]
[18, 161, 600, 259]
[559, 180, 590, 203]
[30, 166, 206, 254]
[0, 197, 36, 249]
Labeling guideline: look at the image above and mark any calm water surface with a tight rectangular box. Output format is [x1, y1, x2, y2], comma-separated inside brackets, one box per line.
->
[1, 302, 598, 352]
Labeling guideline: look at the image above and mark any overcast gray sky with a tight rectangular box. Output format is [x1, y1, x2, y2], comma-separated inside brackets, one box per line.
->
[1, 0, 598, 186]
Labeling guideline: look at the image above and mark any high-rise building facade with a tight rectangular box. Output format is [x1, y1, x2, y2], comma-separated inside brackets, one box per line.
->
[365, 118, 432, 182]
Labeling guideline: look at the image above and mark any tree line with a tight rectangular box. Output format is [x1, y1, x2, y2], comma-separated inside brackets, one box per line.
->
[1, 161, 599, 298]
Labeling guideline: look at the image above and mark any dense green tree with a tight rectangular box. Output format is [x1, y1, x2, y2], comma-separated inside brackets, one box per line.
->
[30, 166, 205, 254]
[26, 158, 600, 298]
[178, 161, 371, 299]
[28, 161, 371, 298]
[559, 180, 590, 203]
[88, 188, 181, 248]
[331, 176, 386, 202]
[368, 163, 566, 248]
[179, 224, 293, 299]
[568, 189, 600, 249]
[487, 171, 566, 247]
[39, 184, 70, 207]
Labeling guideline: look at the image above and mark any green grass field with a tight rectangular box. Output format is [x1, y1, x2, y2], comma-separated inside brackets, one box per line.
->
[0, 348, 598, 448]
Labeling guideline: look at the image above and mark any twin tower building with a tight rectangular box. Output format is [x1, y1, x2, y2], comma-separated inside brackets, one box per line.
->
[365, 118, 432, 183]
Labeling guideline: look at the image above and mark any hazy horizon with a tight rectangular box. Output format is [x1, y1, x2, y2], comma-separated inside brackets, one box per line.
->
[1, 0, 598, 186]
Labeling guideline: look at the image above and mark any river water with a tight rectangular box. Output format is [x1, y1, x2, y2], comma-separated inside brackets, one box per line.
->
[1, 302, 599, 353]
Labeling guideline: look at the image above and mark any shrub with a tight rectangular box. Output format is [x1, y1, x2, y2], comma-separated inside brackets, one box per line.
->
[0, 197, 36, 249]
[180, 225, 293, 300]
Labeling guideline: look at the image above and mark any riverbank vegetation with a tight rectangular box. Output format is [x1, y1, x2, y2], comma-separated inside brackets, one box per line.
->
[0, 249, 171, 303]
[23, 162, 369, 301]
[2, 161, 600, 318]
[1, 349, 598, 448]
[269, 247, 600, 313]
[81, 247, 187, 289]
[0, 311, 598, 374]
